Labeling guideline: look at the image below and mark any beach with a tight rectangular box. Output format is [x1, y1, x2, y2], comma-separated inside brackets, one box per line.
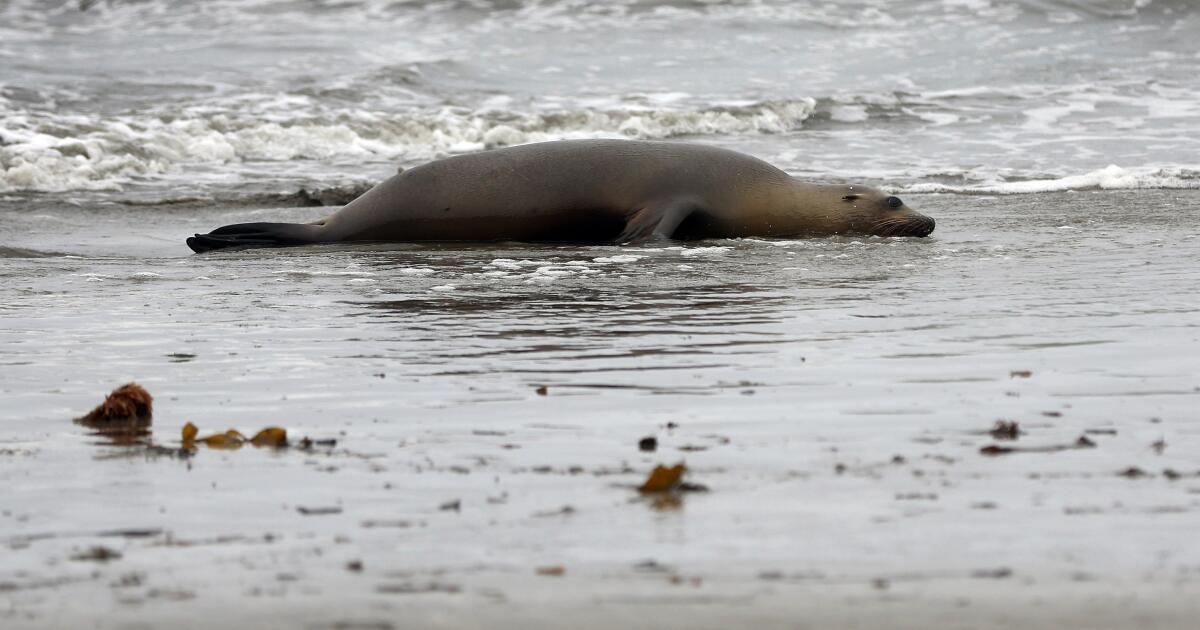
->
[2, 1, 1199, 628]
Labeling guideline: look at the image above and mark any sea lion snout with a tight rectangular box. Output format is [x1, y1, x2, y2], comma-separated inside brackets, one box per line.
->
[867, 210, 935, 238]
[908, 214, 935, 237]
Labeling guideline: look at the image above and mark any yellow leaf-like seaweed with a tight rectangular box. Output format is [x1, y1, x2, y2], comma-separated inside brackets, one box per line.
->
[250, 427, 288, 447]
[181, 423, 291, 451]
[638, 463, 686, 493]
[199, 430, 246, 449]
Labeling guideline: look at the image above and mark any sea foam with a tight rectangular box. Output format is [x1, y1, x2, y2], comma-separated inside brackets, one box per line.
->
[903, 165, 1200, 195]
[0, 98, 816, 192]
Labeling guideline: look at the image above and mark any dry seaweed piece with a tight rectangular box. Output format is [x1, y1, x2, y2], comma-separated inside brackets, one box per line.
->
[638, 463, 686, 493]
[75, 383, 153, 433]
[535, 566, 565, 576]
[638, 436, 658, 452]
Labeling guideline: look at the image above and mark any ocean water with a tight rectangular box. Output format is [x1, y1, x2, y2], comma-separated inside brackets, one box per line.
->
[2, 0, 1199, 197]
[2, 2, 1199, 628]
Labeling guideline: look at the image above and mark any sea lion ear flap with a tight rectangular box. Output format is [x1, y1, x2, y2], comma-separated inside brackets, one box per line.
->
[616, 199, 696, 244]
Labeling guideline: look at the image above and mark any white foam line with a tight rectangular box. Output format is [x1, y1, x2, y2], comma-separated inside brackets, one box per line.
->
[903, 165, 1200, 195]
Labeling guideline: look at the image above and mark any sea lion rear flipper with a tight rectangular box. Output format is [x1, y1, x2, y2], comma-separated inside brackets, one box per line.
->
[616, 200, 696, 244]
[186, 222, 323, 253]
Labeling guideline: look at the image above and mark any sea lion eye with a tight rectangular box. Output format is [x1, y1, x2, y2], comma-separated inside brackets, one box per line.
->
[842, 194, 860, 202]
[886, 196, 903, 208]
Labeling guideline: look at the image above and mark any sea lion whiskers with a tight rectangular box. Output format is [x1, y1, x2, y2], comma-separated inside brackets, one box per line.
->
[870, 215, 934, 237]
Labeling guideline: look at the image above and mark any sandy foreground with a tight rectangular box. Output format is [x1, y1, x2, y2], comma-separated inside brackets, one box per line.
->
[4, 387, 1198, 630]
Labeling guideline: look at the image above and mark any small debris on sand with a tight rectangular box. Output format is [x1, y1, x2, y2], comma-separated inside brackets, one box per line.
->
[1009, 370, 1033, 378]
[535, 566, 565, 576]
[297, 437, 338, 450]
[71, 546, 122, 562]
[1151, 439, 1166, 454]
[346, 560, 364, 572]
[535, 386, 548, 396]
[990, 420, 1020, 440]
[75, 383, 153, 433]
[532, 505, 576, 518]
[439, 499, 461, 512]
[360, 519, 416, 529]
[1117, 467, 1151, 479]
[375, 582, 460, 595]
[971, 567, 1013, 579]
[297, 506, 343, 516]
[638, 436, 658, 452]
[980, 435, 1096, 456]
[633, 559, 672, 573]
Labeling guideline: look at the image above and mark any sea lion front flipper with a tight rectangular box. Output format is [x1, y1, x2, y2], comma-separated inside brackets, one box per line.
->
[616, 199, 696, 244]
[186, 222, 324, 253]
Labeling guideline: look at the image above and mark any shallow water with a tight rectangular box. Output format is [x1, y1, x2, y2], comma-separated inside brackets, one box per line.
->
[3, 1, 1200, 628]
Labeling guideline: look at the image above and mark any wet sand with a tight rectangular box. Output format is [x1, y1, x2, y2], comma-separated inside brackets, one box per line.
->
[2, 189, 1199, 629]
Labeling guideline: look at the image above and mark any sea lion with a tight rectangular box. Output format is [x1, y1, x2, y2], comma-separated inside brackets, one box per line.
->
[186, 140, 934, 252]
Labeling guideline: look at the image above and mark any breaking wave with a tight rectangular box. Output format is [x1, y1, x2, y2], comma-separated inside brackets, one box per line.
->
[0, 98, 816, 192]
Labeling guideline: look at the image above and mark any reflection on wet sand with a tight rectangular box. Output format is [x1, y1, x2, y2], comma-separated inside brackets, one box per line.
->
[343, 283, 793, 380]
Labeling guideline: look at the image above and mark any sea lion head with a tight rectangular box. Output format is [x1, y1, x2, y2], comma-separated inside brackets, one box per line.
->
[835, 185, 935, 238]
